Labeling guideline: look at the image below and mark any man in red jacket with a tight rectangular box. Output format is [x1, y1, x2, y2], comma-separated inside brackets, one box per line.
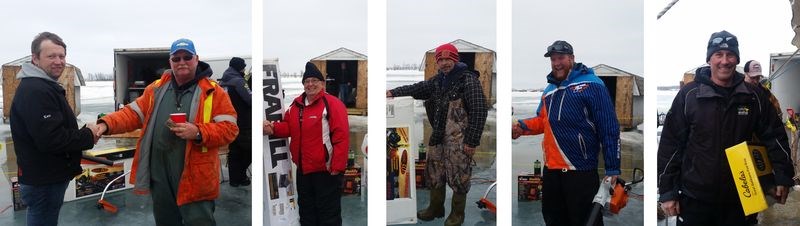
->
[264, 62, 350, 226]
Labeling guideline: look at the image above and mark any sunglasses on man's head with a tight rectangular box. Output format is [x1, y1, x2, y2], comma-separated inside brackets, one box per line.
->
[710, 36, 737, 47]
[548, 44, 571, 52]
[170, 55, 194, 63]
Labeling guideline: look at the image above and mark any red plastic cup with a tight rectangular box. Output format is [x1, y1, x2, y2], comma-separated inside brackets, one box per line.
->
[170, 113, 186, 123]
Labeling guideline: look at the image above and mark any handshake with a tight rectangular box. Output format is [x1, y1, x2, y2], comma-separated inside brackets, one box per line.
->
[512, 120, 523, 139]
[263, 120, 274, 136]
[85, 122, 108, 144]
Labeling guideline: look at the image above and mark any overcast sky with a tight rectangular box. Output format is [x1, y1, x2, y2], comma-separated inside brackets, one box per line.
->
[264, 0, 367, 75]
[388, 0, 496, 68]
[648, 0, 794, 87]
[512, 0, 644, 89]
[0, 0, 251, 75]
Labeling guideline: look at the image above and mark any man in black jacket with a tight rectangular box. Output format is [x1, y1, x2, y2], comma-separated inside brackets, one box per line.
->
[658, 30, 794, 225]
[219, 57, 252, 187]
[387, 43, 488, 226]
[10, 32, 100, 226]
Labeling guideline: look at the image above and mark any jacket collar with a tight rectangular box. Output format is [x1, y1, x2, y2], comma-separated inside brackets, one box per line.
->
[294, 92, 325, 107]
[17, 62, 60, 83]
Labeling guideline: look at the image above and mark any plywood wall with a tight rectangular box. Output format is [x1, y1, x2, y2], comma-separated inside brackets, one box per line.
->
[475, 52, 494, 105]
[356, 60, 368, 109]
[615, 76, 634, 129]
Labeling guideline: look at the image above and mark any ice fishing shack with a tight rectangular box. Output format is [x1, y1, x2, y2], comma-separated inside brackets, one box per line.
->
[592, 64, 644, 130]
[309, 47, 368, 115]
[2, 55, 85, 121]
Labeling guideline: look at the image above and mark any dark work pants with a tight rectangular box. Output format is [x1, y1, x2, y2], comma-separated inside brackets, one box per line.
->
[228, 129, 252, 184]
[297, 170, 343, 226]
[151, 142, 215, 226]
[677, 195, 756, 226]
[20, 180, 70, 226]
[541, 168, 603, 226]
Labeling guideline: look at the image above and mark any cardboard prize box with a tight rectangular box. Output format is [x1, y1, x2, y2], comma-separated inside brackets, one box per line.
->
[725, 141, 773, 216]
[517, 173, 543, 201]
[342, 166, 362, 195]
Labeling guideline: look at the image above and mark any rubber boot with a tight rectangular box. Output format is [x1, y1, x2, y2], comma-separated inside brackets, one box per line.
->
[417, 186, 446, 221]
[444, 192, 467, 226]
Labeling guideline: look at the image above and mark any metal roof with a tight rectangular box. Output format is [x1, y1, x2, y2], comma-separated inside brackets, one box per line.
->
[311, 47, 367, 61]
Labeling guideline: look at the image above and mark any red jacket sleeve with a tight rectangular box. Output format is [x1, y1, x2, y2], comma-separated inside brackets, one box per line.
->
[272, 104, 293, 138]
[329, 96, 350, 173]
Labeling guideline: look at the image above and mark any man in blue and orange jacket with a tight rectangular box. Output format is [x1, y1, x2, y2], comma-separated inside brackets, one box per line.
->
[513, 40, 620, 226]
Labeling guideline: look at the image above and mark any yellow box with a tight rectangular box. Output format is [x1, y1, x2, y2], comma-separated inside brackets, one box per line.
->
[726, 142, 768, 215]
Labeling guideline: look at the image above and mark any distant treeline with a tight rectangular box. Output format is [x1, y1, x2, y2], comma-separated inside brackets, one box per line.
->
[387, 63, 421, 70]
[85, 72, 113, 81]
[657, 86, 680, 91]
[512, 88, 544, 92]
[281, 72, 301, 78]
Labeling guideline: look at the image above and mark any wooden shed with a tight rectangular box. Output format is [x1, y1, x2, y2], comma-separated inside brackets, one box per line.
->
[592, 64, 644, 130]
[422, 39, 496, 105]
[2, 56, 85, 120]
[309, 47, 368, 115]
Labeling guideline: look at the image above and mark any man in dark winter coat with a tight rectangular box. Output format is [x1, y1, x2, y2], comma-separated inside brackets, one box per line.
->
[10, 31, 100, 226]
[658, 30, 794, 225]
[219, 57, 252, 187]
[387, 43, 488, 226]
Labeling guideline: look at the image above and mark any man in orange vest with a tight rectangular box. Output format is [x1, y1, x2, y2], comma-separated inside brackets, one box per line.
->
[96, 38, 239, 225]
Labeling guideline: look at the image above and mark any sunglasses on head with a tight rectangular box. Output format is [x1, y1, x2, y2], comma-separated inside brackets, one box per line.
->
[170, 55, 194, 63]
[548, 44, 571, 52]
[710, 36, 736, 47]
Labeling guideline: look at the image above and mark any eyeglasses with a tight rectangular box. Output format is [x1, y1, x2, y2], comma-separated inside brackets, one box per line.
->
[710, 36, 737, 48]
[302, 79, 322, 84]
[170, 55, 194, 63]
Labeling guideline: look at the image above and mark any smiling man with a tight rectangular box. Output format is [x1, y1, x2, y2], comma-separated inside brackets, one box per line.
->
[512, 40, 620, 226]
[657, 30, 794, 225]
[386, 43, 488, 226]
[263, 62, 350, 226]
[96, 38, 239, 226]
[11, 31, 101, 226]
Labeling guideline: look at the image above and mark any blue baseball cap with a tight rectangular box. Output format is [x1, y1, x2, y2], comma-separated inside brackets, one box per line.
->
[170, 38, 196, 55]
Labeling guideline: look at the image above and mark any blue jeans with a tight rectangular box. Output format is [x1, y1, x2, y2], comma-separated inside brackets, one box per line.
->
[338, 83, 351, 104]
[21, 180, 70, 226]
